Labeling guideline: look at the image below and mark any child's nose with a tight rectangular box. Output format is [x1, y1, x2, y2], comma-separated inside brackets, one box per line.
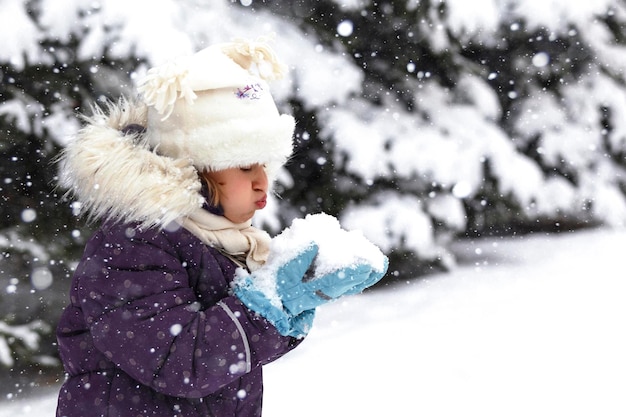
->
[253, 165, 268, 191]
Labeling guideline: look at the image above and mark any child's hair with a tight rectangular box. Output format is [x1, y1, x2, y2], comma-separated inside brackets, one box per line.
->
[200, 171, 221, 207]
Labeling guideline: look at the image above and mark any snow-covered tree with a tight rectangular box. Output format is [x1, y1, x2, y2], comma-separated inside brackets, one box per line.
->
[2, 0, 626, 374]
[260, 0, 626, 270]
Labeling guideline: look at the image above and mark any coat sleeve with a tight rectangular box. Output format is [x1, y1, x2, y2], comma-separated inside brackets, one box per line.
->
[75, 224, 301, 398]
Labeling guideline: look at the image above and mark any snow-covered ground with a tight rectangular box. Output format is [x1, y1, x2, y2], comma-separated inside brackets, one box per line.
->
[2, 227, 625, 417]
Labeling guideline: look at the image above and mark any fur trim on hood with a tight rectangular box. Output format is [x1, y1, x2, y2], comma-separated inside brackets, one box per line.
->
[58, 98, 204, 228]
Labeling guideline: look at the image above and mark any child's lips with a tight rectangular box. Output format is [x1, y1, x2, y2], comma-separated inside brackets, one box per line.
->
[255, 195, 267, 209]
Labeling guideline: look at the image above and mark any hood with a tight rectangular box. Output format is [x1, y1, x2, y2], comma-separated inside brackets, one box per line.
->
[58, 98, 205, 228]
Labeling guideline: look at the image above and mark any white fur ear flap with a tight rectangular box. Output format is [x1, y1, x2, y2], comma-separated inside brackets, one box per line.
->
[59, 98, 204, 228]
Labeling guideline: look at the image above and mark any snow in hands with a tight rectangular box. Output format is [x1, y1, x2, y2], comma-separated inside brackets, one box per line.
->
[234, 213, 388, 309]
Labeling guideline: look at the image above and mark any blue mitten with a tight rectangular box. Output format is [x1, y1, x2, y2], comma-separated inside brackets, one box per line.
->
[276, 255, 384, 317]
[232, 245, 319, 338]
[342, 256, 389, 296]
[233, 274, 315, 338]
[289, 309, 316, 338]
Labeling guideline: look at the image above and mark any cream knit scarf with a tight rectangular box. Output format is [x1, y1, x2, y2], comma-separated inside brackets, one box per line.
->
[179, 208, 271, 272]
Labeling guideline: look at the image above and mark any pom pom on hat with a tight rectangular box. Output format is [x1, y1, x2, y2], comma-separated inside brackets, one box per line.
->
[137, 38, 295, 180]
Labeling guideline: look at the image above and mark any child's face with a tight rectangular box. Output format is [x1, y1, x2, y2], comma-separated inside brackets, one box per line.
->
[206, 164, 268, 223]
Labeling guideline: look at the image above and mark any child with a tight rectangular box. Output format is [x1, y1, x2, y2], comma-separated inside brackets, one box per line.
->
[55, 39, 387, 417]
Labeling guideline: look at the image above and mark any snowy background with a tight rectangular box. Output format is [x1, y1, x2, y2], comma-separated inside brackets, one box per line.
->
[4, 0, 626, 262]
[2, 227, 625, 416]
[2, 0, 626, 415]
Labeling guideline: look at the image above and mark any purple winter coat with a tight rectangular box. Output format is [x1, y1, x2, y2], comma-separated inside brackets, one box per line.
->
[56, 221, 302, 417]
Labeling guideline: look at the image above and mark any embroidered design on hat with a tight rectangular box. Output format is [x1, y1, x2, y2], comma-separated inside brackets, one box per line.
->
[235, 83, 264, 100]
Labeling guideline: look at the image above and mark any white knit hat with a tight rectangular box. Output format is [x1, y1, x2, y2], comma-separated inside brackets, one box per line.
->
[137, 39, 295, 180]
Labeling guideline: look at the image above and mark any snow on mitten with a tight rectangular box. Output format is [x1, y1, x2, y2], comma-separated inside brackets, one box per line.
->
[270, 213, 389, 316]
